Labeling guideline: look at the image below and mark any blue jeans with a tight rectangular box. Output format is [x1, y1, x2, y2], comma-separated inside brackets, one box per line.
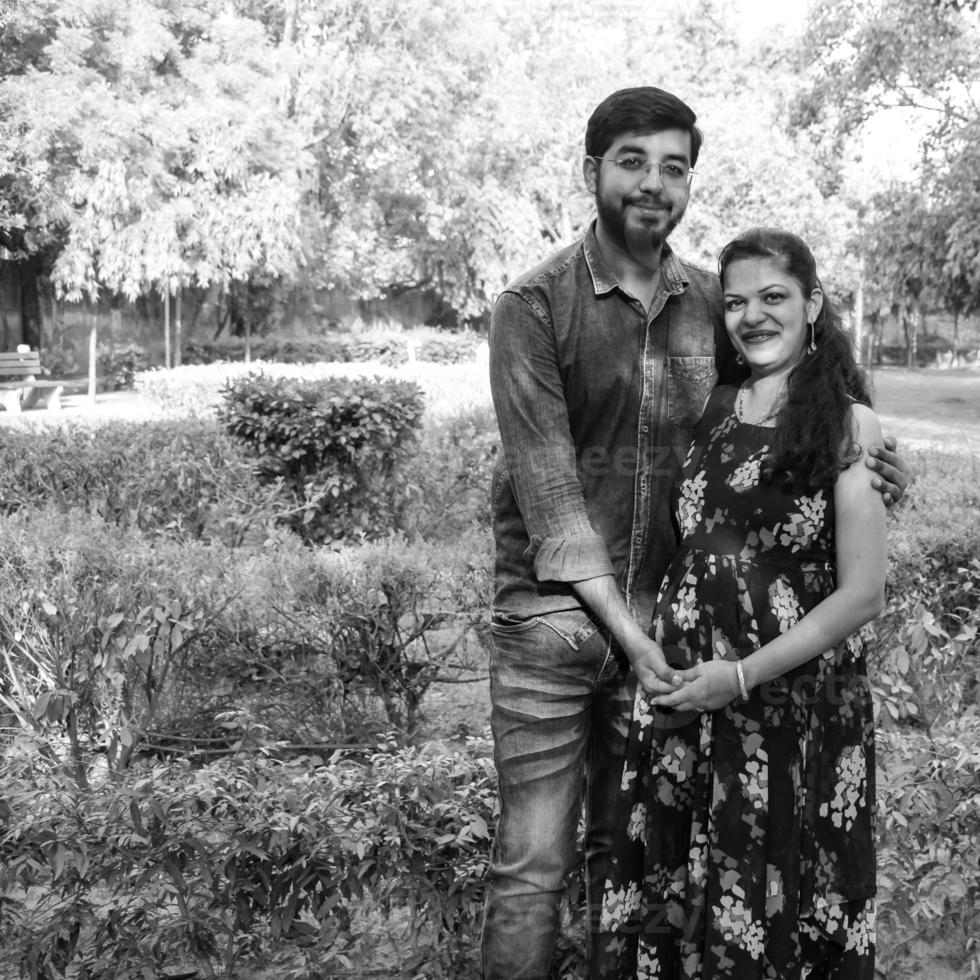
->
[481, 610, 633, 980]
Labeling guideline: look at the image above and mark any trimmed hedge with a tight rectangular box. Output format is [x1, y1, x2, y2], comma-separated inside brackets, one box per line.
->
[182, 332, 481, 367]
[0, 419, 272, 545]
[219, 372, 426, 545]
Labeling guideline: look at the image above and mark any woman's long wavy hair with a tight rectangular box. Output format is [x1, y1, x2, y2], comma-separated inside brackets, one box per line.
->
[719, 228, 872, 492]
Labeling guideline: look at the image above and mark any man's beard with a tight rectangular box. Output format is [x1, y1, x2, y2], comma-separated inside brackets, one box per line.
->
[596, 192, 686, 264]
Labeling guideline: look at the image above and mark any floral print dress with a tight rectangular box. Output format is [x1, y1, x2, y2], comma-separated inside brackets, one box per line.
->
[596, 386, 876, 980]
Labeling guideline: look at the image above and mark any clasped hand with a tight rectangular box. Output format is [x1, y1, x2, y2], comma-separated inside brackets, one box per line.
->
[648, 659, 740, 713]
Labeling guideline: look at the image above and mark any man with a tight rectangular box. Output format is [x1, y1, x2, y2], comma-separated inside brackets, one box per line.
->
[482, 86, 905, 979]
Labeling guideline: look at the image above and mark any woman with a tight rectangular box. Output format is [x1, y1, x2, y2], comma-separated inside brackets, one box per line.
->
[596, 228, 885, 979]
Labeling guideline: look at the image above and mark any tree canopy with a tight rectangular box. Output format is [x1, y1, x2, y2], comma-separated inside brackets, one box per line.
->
[794, 0, 980, 320]
[2, 0, 977, 326]
[0, 0, 310, 301]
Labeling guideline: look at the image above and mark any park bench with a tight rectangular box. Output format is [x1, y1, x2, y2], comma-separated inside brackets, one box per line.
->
[0, 349, 76, 413]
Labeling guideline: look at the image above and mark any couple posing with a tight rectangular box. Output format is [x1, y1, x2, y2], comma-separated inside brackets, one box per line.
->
[484, 86, 905, 979]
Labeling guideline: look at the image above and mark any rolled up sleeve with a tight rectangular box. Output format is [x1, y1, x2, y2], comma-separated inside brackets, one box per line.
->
[490, 290, 613, 584]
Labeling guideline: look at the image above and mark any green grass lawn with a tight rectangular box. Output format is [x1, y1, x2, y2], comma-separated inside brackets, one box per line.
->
[870, 366, 980, 448]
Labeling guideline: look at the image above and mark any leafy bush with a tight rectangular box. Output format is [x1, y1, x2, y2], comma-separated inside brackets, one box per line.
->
[876, 334, 980, 368]
[416, 334, 482, 364]
[39, 338, 82, 379]
[876, 719, 980, 978]
[219, 372, 426, 545]
[181, 332, 482, 368]
[135, 362, 253, 416]
[0, 419, 275, 546]
[0, 746, 495, 980]
[182, 336, 351, 365]
[0, 502, 490, 760]
[0, 510, 260, 776]
[870, 449, 980, 728]
[399, 404, 500, 539]
[97, 343, 152, 390]
[282, 533, 491, 737]
[863, 447, 980, 975]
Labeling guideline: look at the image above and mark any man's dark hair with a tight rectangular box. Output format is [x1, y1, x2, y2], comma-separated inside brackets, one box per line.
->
[585, 86, 703, 165]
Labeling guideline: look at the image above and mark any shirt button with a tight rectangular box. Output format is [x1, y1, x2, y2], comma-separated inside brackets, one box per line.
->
[641, 424, 649, 433]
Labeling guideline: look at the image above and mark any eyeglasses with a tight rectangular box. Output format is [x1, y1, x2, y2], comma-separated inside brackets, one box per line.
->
[589, 155, 695, 187]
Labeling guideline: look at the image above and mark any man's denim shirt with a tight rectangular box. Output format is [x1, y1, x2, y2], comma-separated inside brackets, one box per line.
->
[489, 224, 733, 630]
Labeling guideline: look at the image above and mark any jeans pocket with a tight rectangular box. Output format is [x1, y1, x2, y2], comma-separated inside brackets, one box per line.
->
[667, 355, 717, 428]
[490, 611, 601, 650]
[490, 613, 543, 636]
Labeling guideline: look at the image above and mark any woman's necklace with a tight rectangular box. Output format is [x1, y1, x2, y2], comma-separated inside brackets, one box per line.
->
[735, 381, 783, 426]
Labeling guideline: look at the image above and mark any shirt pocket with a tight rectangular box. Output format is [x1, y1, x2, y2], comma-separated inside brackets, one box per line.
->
[667, 355, 717, 428]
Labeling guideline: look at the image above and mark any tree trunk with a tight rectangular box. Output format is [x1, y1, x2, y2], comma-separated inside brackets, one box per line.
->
[866, 312, 879, 366]
[214, 286, 228, 339]
[164, 290, 171, 369]
[905, 307, 919, 370]
[175, 289, 183, 367]
[281, 0, 299, 117]
[853, 270, 865, 365]
[244, 284, 252, 364]
[87, 309, 98, 401]
[0, 292, 10, 350]
[18, 254, 44, 349]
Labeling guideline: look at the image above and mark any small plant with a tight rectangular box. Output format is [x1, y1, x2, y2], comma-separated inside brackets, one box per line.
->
[287, 535, 491, 738]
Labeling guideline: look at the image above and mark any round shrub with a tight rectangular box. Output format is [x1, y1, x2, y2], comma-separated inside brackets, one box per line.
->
[219, 372, 426, 545]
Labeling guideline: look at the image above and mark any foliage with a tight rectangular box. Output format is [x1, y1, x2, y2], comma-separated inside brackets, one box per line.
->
[876, 333, 972, 368]
[399, 404, 500, 541]
[876, 719, 980, 978]
[0, 746, 496, 979]
[0, 510, 244, 778]
[219, 372, 426, 545]
[0, 0, 310, 299]
[0, 503, 490, 769]
[36, 338, 81, 379]
[794, 0, 980, 319]
[284, 534, 491, 737]
[183, 336, 352, 366]
[182, 332, 482, 368]
[2, 0, 892, 324]
[95, 343, 151, 391]
[0, 363, 975, 977]
[869, 447, 980, 729]
[0, 418, 273, 545]
[134, 363, 243, 416]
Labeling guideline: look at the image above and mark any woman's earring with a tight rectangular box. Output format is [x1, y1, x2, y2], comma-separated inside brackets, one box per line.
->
[807, 321, 817, 355]
[736, 353, 746, 366]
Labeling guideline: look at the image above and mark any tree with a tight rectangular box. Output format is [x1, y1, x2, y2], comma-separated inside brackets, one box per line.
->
[0, 0, 310, 329]
[791, 0, 980, 328]
[1, 0, 891, 333]
[859, 186, 947, 366]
